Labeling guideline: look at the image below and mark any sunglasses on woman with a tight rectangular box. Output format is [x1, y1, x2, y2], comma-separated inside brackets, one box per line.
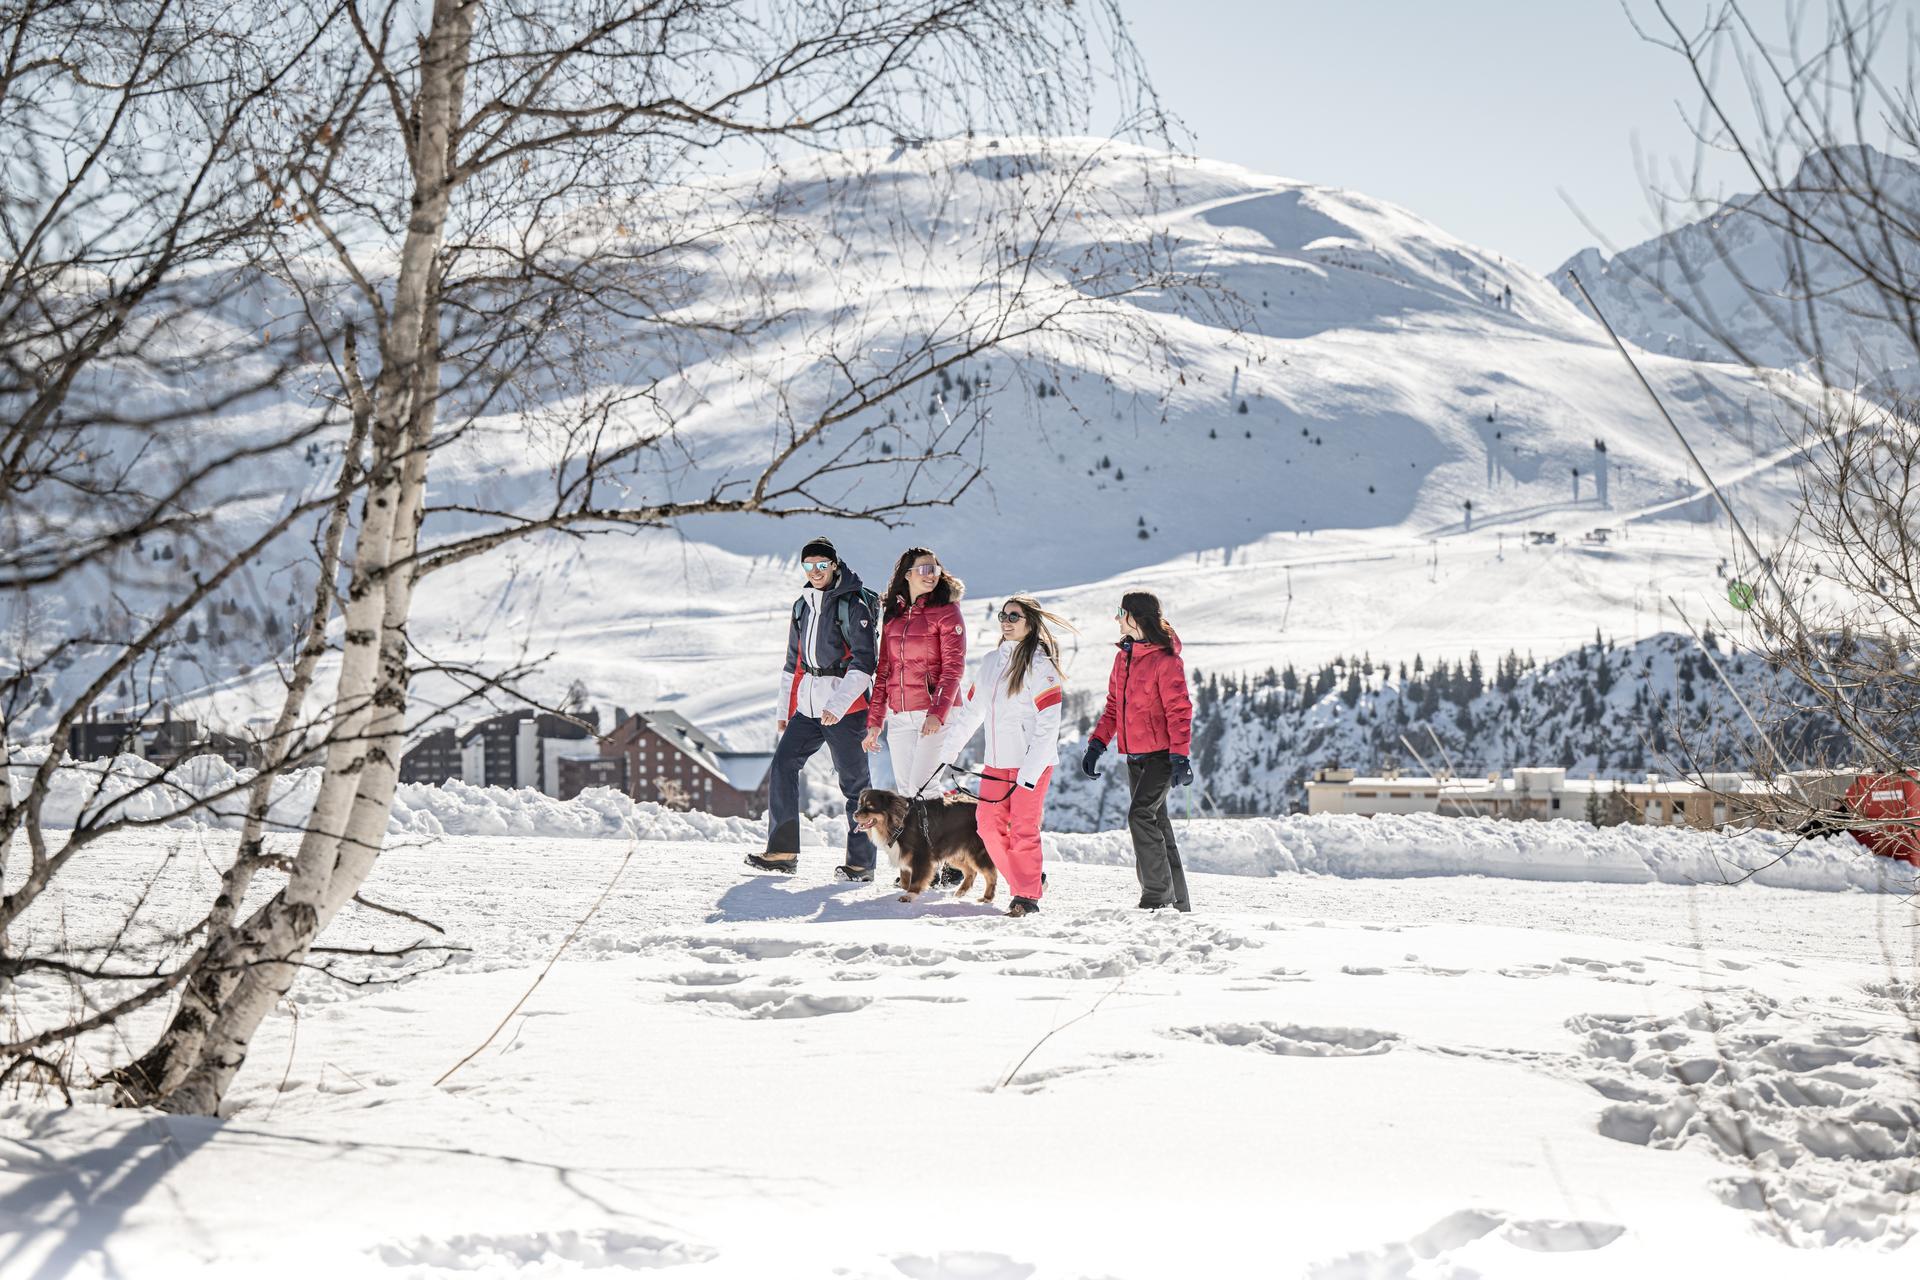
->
[997, 609, 1024, 623]
[802, 560, 834, 573]
[909, 564, 940, 577]
[1113, 609, 1129, 620]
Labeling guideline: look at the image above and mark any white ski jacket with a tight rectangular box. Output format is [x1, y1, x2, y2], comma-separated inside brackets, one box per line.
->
[941, 642, 1064, 787]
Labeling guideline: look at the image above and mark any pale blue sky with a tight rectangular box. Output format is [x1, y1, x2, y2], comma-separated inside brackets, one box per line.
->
[1120, 0, 1918, 271]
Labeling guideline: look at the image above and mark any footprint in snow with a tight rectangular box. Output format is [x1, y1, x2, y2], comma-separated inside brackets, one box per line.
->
[1166, 1022, 1399, 1058]
[661, 970, 744, 987]
[1264, 966, 1311, 981]
[1340, 965, 1386, 977]
[682, 937, 815, 964]
[1498, 962, 1566, 979]
[891, 1251, 1035, 1280]
[1305, 1208, 1623, 1277]
[668, 989, 870, 1020]
[376, 1229, 715, 1270]
[1574, 993, 1920, 1247]
[831, 942, 953, 966]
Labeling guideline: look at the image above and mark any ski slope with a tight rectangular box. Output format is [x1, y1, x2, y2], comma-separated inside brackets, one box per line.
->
[4, 140, 1837, 753]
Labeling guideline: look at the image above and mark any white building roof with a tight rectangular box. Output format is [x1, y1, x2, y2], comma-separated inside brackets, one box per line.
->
[715, 752, 774, 791]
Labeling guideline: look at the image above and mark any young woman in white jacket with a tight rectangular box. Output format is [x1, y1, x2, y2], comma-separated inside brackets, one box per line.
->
[940, 595, 1072, 917]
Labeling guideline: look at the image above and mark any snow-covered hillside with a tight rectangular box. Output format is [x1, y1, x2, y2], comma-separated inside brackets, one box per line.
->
[1555, 145, 1920, 394]
[7, 140, 1832, 752]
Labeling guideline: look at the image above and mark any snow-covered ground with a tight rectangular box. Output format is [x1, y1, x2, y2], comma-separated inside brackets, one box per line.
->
[3, 818, 1916, 1278]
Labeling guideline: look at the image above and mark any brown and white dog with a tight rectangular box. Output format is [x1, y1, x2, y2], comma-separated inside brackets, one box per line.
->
[853, 787, 998, 904]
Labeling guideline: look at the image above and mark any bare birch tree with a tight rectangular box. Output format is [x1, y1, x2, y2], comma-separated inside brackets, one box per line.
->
[1, 1, 365, 1018]
[1573, 2, 1920, 842]
[5, 1, 1221, 1113]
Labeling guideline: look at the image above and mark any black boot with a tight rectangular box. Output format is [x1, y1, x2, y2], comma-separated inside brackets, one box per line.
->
[1137, 894, 1174, 910]
[745, 853, 799, 874]
[1005, 896, 1040, 918]
[833, 865, 874, 882]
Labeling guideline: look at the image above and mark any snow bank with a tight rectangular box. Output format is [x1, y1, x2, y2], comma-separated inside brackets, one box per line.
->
[7, 750, 767, 844]
[13, 752, 1911, 892]
[1045, 812, 1916, 894]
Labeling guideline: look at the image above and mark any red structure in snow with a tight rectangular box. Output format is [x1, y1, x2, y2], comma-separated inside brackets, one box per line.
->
[1843, 773, 1920, 867]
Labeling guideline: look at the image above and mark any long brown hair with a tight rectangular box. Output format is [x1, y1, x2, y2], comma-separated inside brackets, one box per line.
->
[1119, 590, 1176, 652]
[883, 546, 963, 618]
[998, 595, 1076, 695]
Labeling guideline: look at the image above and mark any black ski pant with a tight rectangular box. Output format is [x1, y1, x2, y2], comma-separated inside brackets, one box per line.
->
[1126, 750, 1191, 911]
[765, 708, 877, 869]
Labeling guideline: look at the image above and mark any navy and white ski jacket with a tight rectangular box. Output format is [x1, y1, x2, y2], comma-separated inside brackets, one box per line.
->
[778, 567, 877, 721]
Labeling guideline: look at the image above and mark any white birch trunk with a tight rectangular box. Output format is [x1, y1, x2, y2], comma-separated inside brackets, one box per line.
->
[165, 443, 432, 1114]
[113, 380, 373, 1102]
[324, 332, 437, 920]
[161, 0, 472, 1116]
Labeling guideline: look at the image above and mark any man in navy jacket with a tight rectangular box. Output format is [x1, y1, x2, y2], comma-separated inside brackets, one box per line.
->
[747, 536, 880, 879]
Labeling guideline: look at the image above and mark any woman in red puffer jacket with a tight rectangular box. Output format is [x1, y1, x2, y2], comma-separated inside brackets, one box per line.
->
[1081, 591, 1195, 912]
[863, 546, 966, 795]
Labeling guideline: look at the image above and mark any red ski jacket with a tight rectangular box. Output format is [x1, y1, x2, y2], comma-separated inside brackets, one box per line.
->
[870, 594, 967, 723]
[1092, 631, 1193, 756]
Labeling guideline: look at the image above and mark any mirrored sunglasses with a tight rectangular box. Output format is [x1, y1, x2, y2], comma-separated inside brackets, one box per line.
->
[1113, 608, 1129, 620]
[909, 564, 940, 576]
[802, 560, 835, 573]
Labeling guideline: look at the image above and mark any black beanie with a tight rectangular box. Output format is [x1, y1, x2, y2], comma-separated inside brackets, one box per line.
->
[800, 536, 837, 563]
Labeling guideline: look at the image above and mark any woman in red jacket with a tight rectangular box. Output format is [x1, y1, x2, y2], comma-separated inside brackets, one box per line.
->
[1081, 591, 1195, 911]
[863, 546, 966, 795]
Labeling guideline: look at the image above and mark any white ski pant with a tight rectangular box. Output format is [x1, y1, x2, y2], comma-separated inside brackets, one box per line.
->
[885, 709, 952, 796]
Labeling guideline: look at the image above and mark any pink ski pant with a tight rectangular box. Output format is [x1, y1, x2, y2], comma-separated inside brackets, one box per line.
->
[975, 765, 1050, 899]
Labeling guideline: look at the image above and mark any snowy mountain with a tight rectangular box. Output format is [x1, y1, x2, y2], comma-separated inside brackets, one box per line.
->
[1554, 145, 1920, 394]
[7, 140, 1836, 756]
[1032, 632, 1845, 830]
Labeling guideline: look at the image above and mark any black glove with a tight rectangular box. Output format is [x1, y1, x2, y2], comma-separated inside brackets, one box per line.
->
[1170, 753, 1193, 788]
[1081, 739, 1107, 779]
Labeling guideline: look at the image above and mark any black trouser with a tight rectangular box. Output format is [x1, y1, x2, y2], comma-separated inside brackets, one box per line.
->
[1126, 750, 1190, 910]
[765, 708, 877, 869]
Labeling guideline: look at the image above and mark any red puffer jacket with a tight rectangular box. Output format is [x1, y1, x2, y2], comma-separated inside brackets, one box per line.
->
[870, 591, 967, 723]
[1092, 631, 1192, 755]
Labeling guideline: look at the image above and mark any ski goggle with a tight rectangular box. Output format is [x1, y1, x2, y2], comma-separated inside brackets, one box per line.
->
[802, 560, 834, 573]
